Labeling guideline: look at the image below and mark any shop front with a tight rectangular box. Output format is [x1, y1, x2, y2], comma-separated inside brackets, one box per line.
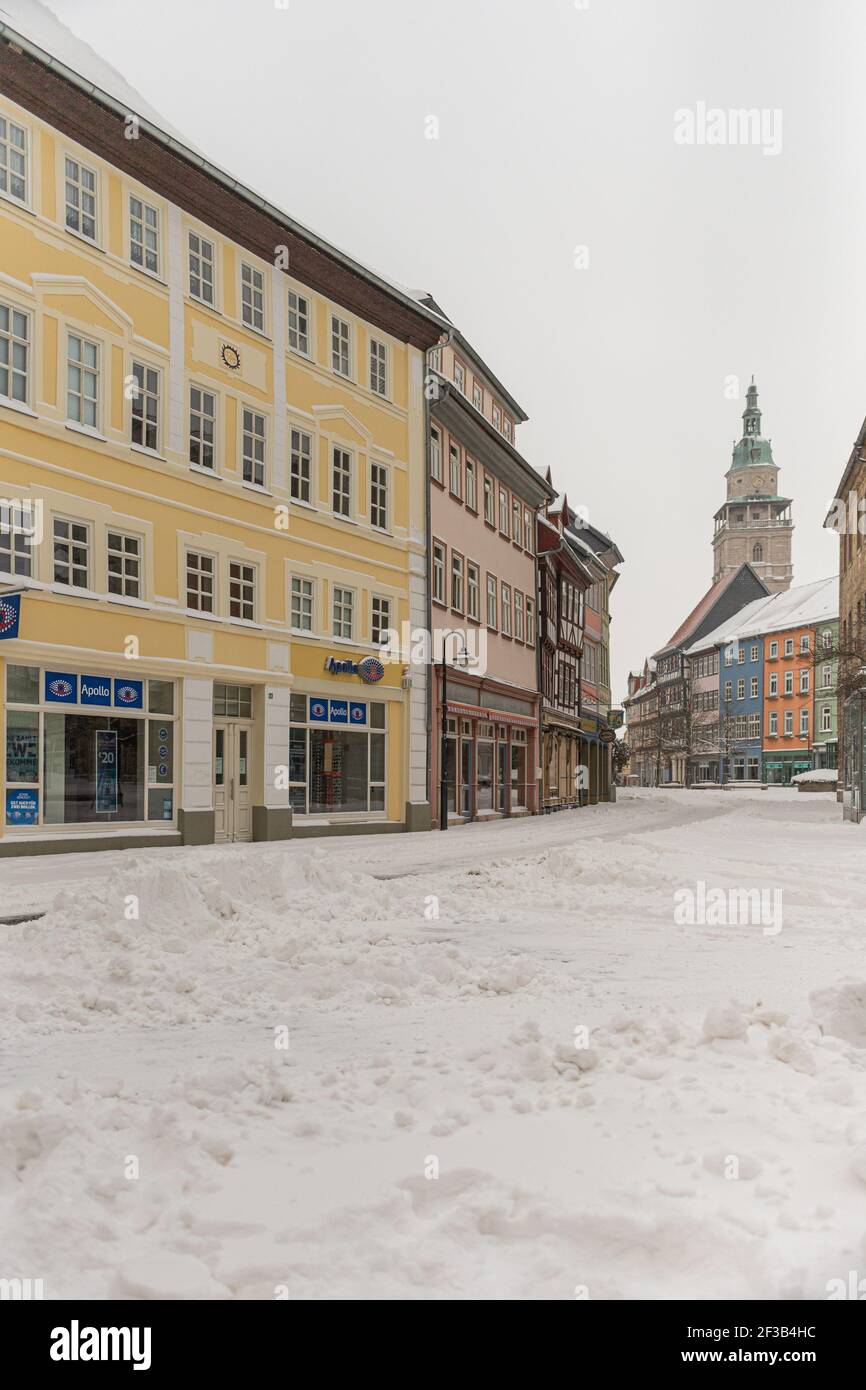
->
[3, 661, 177, 845]
[288, 691, 388, 820]
[542, 714, 583, 811]
[763, 753, 812, 786]
[433, 675, 540, 825]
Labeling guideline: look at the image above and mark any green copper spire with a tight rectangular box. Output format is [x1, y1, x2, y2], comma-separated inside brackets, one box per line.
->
[730, 375, 774, 470]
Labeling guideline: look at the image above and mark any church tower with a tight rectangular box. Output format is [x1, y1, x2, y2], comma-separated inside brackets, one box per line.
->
[712, 379, 793, 592]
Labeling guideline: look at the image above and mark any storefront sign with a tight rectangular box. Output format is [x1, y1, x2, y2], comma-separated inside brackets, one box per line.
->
[324, 655, 385, 684]
[43, 672, 144, 709]
[0, 593, 21, 641]
[81, 675, 112, 706]
[95, 729, 118, 813]
[45, 671, 78, 703]
[114, 679, 143, 709]
[608, 709, 624, 729]
[349, 702, 367, 725]
[599, 727, 617, 744]
[329, 700, 349, 724]
[309, 698, 328, 723]
[6, 787, 38, 825]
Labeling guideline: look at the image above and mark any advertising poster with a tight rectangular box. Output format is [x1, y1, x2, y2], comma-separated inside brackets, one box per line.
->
[95, 729, 118, 814]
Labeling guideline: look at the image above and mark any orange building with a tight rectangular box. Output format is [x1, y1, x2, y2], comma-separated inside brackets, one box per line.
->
[763, 624, 814, 784]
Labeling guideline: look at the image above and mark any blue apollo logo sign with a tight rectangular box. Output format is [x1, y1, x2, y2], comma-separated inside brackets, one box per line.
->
[45, 672, 143, 708]
[324, 654, 385, 684]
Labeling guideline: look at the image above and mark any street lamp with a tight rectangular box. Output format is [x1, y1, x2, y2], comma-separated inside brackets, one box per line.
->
[439, 630, 471, 831]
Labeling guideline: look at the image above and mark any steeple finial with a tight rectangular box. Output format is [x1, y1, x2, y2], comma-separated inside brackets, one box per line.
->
[743, 378, 760, 436]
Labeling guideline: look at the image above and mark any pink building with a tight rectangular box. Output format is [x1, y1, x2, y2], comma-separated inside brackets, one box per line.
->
[425, 323, 554, 824]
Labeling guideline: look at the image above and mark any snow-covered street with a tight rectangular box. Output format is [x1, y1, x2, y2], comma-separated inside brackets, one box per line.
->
[2, 788, 866, 1300]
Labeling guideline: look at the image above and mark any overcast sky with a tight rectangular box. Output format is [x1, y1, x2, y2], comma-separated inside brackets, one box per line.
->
[46, 0, 861, 698]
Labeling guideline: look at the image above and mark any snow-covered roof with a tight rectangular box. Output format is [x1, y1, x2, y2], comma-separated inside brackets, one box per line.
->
[0, 0, 450, 335]
[0, 0, 198, 148]
[684, 576, 839, 654]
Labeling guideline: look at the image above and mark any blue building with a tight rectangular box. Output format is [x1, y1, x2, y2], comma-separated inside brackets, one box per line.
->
[719, 635, 764, 781]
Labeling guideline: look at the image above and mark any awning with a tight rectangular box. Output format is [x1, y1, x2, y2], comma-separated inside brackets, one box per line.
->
[446, 701, 538, 729]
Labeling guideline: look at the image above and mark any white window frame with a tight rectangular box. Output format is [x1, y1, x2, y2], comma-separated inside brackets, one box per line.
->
[66, 332, 100, 430]
[0, 114, 28, 207]
[331, 314, 352, 378]
[64, 155, 98, 242]
[186, 550, 216, 614]
[467, 561, 479, 621]
[290, 575, 314, 632]
[432, 541, 445, 604]
[0, 500, 35, 578]
[189, 383, 217, 472]
[486, 574, 498, 630]
[465, 457, 477, 511]
[769, 711, 778, 736]
[241, 406, 267, 489]
[821, 704, 832, 733]
[288, 289, 310, 356]
[370, 461, 389, 531]
[332, 585, 354, 639]
[188, 230, 216, 306]
[369, 337, 388, 397]
[332, 446, 352, 517]
[229, 559, 257, 623]
[430, 426, 442, 484]
[290, 427, 313, 503]
[451, 551, 464, 613]
[130, 359, 160, 452]
[371, 594, 391, 645]
[449, 442, 462, 498]
[241, 261, 266, 333]
[129, 193, 160, 276]
[53, 515, 91, 590]
[107, 529, 143, 600]
[0, 301, 30, 406]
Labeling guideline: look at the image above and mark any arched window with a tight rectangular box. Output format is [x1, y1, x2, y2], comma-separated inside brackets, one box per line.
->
[752, 543, 763, 562]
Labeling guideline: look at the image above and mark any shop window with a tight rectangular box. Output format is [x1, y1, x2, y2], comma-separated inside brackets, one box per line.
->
[5, 670, 176, 830]
[148, 680, 174, 715]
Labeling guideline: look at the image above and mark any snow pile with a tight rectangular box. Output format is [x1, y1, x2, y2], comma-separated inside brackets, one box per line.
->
[792, 769, 838, 784]
[0, 848, 554, 1037]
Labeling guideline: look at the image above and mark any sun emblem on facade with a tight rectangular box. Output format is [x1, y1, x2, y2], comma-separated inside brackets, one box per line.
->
[220, 343, 241, 371]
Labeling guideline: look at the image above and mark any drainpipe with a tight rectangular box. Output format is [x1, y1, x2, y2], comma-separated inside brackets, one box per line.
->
[425, 331, 454, 826]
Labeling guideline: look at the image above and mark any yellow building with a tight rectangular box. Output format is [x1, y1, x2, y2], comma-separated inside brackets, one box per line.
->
[0, 11, 444, 853]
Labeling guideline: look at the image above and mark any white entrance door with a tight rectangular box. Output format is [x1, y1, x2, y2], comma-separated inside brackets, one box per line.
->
[214, 721, 253, 842]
